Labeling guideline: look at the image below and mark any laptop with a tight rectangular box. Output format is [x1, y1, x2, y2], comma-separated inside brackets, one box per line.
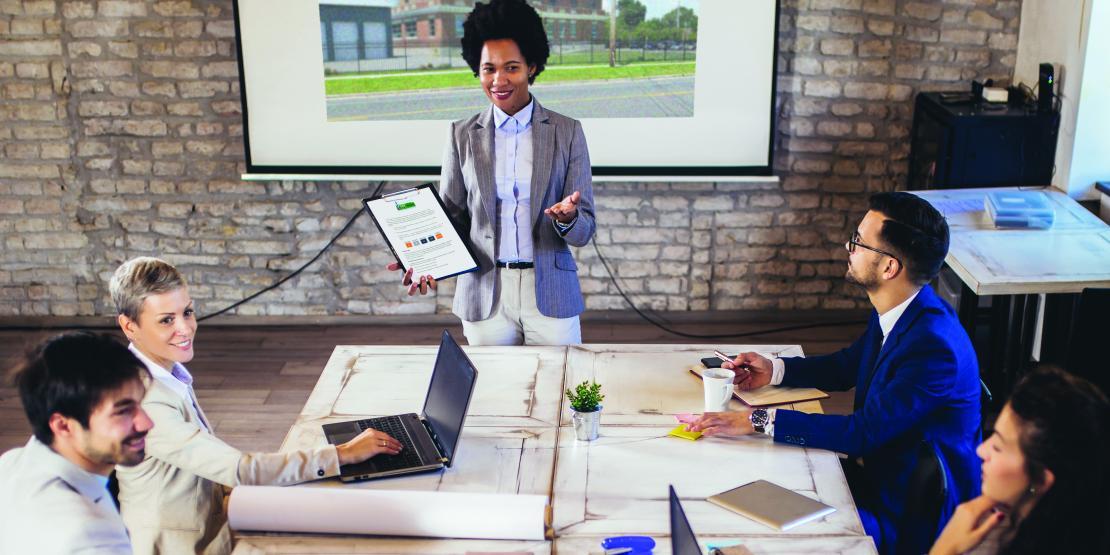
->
[321, 330, 478, 482]
[670, 485, 703, 555]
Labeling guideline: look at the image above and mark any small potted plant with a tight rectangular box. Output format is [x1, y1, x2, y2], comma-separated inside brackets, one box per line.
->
[567, 380, 604, 441]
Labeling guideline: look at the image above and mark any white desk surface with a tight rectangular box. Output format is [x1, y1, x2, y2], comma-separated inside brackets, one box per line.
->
[234, 344, 875, 555]
[911, 187, 1110, 295]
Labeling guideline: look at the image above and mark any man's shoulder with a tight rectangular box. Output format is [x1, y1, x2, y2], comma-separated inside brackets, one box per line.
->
[0, 444, 50, 493]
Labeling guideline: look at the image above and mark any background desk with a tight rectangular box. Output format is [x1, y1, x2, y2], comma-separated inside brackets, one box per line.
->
[911, 187, 1110, 405]
[232, 344, 876, 554]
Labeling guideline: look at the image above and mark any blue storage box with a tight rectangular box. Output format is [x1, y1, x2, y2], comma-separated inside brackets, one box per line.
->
[985, 190, 1055, 229]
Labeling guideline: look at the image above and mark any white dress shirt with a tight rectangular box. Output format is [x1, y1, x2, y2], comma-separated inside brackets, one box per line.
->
[763, 289, 923, 437]
[493, 98, 576, 264]
[0, 437, 132, 554]
[493, 99, 535, 263]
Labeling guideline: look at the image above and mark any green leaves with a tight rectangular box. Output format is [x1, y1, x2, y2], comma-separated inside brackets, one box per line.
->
[566, 380, 604, 413]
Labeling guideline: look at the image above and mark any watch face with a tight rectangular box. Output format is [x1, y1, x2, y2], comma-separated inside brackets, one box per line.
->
[751, 409, 769, 427]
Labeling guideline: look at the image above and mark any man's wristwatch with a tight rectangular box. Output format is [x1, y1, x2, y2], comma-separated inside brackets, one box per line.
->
[750, 408, 770, 434]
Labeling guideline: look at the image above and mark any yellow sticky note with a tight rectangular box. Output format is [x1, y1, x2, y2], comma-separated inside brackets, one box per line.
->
[668, 424, 702, 441]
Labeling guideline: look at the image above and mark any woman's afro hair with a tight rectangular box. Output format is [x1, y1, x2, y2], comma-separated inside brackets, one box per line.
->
[460, 0, 550, 84]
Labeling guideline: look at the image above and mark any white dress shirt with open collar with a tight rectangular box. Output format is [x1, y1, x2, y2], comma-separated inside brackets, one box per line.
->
[0, 436, 132, 554]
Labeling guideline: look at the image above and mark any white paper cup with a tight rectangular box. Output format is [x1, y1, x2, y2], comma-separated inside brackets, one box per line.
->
[703, 368, 736, 412]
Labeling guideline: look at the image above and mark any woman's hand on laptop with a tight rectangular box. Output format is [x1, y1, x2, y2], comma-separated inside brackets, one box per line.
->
[336, 428, 404, 465]
[387, 262, 436, 296]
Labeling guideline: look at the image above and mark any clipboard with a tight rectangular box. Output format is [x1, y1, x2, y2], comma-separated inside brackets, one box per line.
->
[688, 367, 828, 407]
[362, 184, 480, 281]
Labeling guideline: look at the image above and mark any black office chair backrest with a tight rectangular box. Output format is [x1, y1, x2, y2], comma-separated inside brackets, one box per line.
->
[1066, 288, 1110, 397]
[898, 441, 948, 555]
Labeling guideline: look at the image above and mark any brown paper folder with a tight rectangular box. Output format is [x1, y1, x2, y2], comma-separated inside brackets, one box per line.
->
[689, 367, 828, 407]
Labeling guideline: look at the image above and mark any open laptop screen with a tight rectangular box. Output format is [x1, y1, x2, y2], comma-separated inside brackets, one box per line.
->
[670, 485, 701, 555]
[421, 330, 477, 466]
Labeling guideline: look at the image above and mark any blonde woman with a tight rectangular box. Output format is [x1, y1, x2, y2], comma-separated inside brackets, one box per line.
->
[110, 257, 401, 555]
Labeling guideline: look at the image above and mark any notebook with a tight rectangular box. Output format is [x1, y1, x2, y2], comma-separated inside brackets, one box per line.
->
[707, 479, 835, 531]
[688, 367, 828, 407]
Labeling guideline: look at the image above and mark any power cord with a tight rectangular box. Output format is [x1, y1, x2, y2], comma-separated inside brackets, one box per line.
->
[589, 237, 865, 339]
[199, 181, 385, 321]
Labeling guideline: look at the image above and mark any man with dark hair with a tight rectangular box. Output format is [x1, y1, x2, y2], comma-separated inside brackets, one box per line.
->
[0, 332, 153, 554]
[689, 192, 981, 554]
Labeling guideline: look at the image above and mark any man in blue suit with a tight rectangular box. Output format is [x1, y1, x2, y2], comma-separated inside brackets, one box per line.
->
[689, 192, 981, 554]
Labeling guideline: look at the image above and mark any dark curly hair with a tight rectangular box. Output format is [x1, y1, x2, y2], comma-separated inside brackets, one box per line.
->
[460, 0, 550, 84]
[998, 366, 1110, 555]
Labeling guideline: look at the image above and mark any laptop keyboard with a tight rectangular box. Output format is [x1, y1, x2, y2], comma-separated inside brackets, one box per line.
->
[356, 416, 426, 471]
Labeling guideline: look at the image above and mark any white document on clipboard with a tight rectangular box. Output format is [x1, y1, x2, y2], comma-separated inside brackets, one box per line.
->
[363, 185, 479, 281]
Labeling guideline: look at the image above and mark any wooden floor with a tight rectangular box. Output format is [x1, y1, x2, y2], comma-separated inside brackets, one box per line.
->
[0, 318, 865, 454]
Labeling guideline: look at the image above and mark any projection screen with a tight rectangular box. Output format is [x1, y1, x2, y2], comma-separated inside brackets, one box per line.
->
[232, 0, 779, 179]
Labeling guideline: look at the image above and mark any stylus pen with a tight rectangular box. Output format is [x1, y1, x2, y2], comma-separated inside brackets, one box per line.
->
[714, 350, 750, 374]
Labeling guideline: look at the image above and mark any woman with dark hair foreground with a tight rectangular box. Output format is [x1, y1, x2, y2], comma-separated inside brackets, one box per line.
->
[389, 0, 596, 346]
[930, 366, 1110, 554]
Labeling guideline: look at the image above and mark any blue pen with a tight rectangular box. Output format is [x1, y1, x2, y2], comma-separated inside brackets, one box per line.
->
[601, 535, 656, 554]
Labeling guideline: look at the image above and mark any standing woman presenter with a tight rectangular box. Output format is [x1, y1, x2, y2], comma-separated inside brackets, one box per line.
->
[390, 0, 596, 346]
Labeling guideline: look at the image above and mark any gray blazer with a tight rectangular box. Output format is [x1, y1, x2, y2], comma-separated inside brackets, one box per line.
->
[440, 99, 596, 322]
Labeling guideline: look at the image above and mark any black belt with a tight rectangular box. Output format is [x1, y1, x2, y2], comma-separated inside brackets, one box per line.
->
[497, 261, 534, 269]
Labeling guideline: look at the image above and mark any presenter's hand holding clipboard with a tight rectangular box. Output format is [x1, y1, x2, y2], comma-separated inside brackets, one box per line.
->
[363, 184, 480, 296]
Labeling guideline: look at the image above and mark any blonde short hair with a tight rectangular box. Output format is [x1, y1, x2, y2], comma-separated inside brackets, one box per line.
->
[109, 257, 187, 321]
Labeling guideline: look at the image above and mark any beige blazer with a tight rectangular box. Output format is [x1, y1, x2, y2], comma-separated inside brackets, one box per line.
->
[117, 378, 340, 555]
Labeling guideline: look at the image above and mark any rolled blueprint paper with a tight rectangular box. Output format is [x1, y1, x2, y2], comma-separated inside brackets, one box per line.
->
[228, 486, 548, 540]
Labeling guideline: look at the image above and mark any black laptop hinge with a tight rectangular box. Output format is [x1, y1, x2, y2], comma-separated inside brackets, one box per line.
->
[421, 418, 449, 463]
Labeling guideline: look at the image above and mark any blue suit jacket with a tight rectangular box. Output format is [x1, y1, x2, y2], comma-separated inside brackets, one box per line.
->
[439, 101, 596, 321]
[774, 285, 981, 553]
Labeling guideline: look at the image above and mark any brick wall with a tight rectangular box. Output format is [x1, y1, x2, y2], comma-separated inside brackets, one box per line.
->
[0, 0, 1021, 317]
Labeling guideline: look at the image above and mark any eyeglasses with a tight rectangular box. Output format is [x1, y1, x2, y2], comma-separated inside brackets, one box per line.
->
[846, 231, 901, 264]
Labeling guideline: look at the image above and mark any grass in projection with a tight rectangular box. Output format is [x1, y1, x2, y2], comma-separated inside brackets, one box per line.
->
[319, 0, 699, 121]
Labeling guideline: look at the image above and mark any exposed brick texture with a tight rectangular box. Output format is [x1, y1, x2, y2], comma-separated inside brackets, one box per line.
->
[0, 0, 1021, 317]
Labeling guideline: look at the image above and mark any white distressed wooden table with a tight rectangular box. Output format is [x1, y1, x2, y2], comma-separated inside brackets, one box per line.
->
[232, 344, 876, 555]
[910, 187, 1110, 296]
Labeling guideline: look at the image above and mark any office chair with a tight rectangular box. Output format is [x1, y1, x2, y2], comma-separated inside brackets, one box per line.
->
[898, 441, 948, 555]
[1065, 288, 1110, 397]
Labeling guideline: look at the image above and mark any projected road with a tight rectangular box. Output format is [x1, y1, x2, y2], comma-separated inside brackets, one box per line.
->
[325, 76, 695, 121]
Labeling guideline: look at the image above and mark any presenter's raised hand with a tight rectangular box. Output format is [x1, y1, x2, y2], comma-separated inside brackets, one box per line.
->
[725, 352, 773, 391]
[544, 190, 580, 224]
[386, 262, 436, 296]
[335, 427, 404, 465]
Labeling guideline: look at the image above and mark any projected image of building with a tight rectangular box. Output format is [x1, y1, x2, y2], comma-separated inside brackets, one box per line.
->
[323, 0, 700, 121]
[320, 0, 395, 73]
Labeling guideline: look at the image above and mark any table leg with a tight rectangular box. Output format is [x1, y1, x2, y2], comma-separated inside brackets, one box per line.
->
[957, 281, 978, 340]
[1038, 293, 1079, 366]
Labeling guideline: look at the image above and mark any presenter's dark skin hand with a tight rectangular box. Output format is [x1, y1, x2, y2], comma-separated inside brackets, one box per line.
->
[725, 352, 774, 390]
[386, 262, 436, 296]
[544, 191, 580, 224]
